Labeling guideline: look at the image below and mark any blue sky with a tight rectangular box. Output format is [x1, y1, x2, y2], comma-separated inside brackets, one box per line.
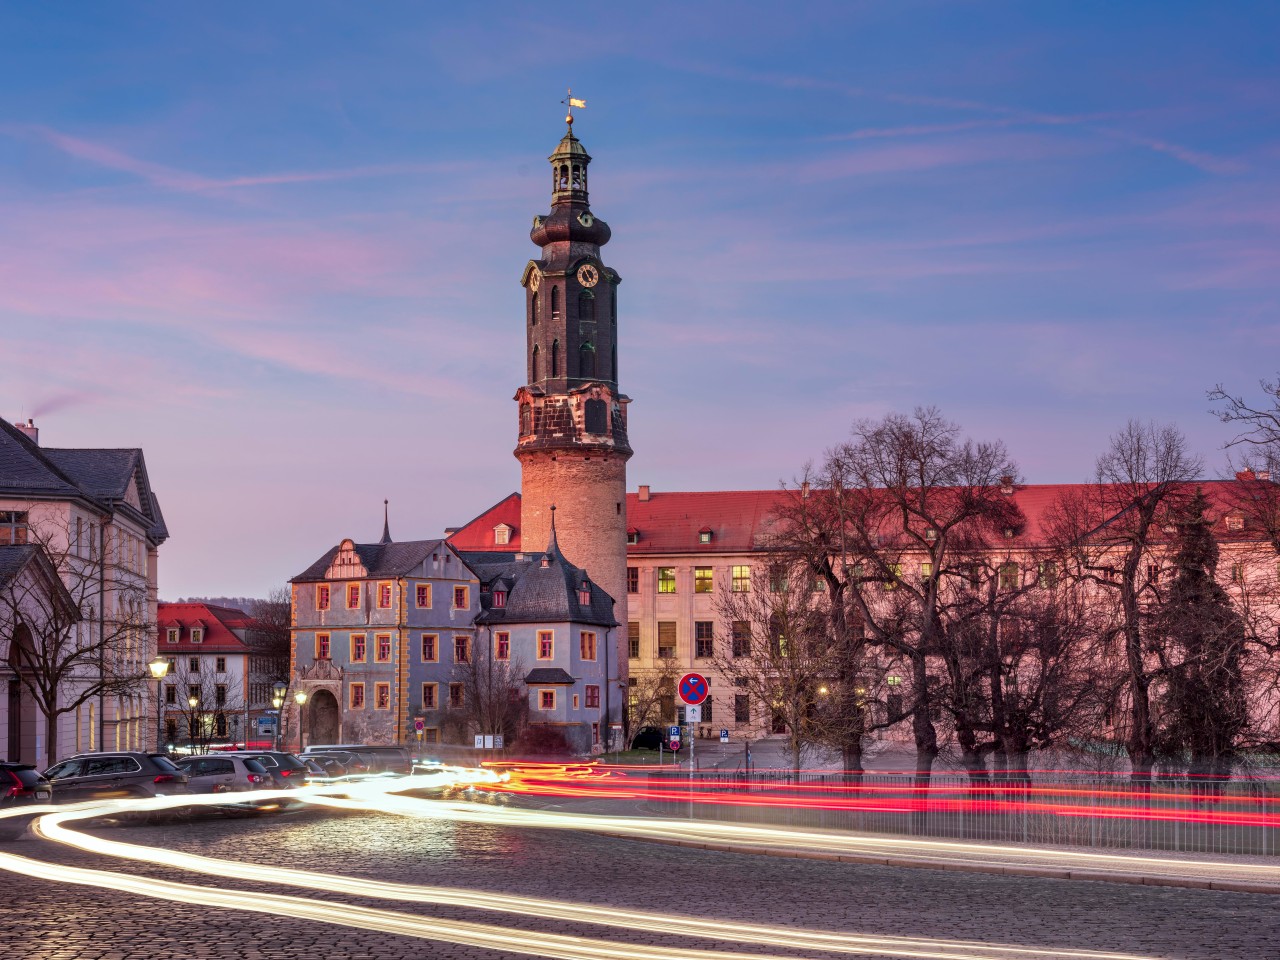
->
[0, 2, 1276, 598]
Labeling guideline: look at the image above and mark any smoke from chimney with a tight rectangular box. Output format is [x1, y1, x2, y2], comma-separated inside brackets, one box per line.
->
[14, 418, 38, 445]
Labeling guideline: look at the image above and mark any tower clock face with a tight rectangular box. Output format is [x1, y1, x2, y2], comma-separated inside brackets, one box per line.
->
[576, 264, 600, 288]
[529, 270, 541, 292]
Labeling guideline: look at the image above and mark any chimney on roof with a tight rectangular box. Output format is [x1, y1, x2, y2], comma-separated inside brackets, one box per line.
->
[1260, 470, 1273, 482]
[1236, 470, 1257, 482]
[638, 485, 650, 502]
[800, 481, 810, 499]
[15, 418, 37, 445]
[999, 475, 1014, 495]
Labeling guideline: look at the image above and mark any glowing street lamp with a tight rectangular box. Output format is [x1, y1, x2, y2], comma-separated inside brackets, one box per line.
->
[271, 680, 288, 749]
[148, 656, 170, 753]
[187, 693, 199, 754]
[294, 690, 308, 751]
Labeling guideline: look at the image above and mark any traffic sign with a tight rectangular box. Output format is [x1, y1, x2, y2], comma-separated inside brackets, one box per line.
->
[668, 725, 682, 740]
[720, 728, 729, 743]
[668, 738, 682, 752]
[685, 704, 701, 723]
[414, 718, 425, 732]
[678, 673, 709, 705]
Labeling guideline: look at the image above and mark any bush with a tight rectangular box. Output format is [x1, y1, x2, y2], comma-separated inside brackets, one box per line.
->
[513, 724, 573, 756]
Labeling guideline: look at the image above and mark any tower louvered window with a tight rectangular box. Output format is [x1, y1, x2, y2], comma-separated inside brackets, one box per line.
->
[532, 345, 539, 381]
[580, 342, 596, 378]
[552, 339, 560, 378]
[551, 286, 560, 321]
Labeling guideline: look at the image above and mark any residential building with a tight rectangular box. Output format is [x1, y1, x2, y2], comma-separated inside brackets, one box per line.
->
[156, 602, 258, 748]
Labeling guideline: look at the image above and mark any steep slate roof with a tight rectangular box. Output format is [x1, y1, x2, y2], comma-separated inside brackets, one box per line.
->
[0, 419, 169, 544]
[524, 667, 575, 684]
[291, 539, 452, 582]
[451, 481, 1273, 558]
[157, 601, 252, 652]
[466, 524, 617, 628]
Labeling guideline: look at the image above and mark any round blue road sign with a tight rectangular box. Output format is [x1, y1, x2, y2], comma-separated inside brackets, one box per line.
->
[678, 672, 709, 705]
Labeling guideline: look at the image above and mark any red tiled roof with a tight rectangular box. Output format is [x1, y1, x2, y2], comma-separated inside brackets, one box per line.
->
[446, 493, 521, 551]
[448, 480, 1269, 558]
[156, 602, 251, 652]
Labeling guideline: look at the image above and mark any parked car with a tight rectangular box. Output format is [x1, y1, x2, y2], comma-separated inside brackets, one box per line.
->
[302, 758, 329, 778]
[219, 751, 310, 789]
[302, 744, 412, 774]
[176, 755, 271, 794]
[307, 750, 374, 775]
[1, 762, 52, 806]
[630, 727, 679, 751]
[42, 752, 189, 801]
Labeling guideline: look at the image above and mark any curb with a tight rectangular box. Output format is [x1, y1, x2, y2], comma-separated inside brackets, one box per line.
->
[606, 833, 1280, 896]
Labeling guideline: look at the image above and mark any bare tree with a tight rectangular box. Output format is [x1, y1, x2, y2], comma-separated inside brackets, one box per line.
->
[714, 560, 840, 776]
[0, 516, 151, 767]
[624, 654, 682, 746]
[461, 629, 528, 748]
[1045, 420, 1202, 779]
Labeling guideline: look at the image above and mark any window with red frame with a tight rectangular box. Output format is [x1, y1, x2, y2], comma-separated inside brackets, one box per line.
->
[495, 632, 510, 660]
[580, 631, 597, 661]
[347, 583, 361, 608]
[537, 631, 553, 660]
[349, 683, 365, 709]
[376, 634, 392, 662]
[316, 584, 331, 610]
[375, 683, 391, 710]
[351, 634, 366, 662]
[377, 582, 392, 608]
[454, 635, 470, 663]
[422, 683, 437, 709]
[449, 683, 464, 708]
[415, 583, 431, 608]
[316, 633, 330, 659]
[492, 589, 506, 607]
[421, 634, 438, 662]
[453, 585, 468, 609]
[539, 689, 555, 710]
[585, 684, 600, 709]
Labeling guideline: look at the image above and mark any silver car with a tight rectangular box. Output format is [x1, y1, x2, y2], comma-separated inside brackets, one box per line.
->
[176, 754, 271, 794]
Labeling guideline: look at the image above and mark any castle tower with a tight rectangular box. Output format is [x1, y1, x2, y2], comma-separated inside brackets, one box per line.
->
[514, 115, 631, 652]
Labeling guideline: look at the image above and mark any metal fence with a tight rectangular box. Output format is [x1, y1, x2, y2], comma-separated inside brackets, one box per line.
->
[644, 769, 1280, 857]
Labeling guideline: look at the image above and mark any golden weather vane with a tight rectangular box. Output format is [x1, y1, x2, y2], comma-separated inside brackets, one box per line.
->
[562, 87, 586, 125]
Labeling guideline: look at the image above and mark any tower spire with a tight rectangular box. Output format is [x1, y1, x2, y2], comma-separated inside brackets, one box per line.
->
[380, 499, 392, 544]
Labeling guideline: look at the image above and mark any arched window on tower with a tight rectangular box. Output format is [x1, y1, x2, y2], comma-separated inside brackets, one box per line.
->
[611, 284, 617, 326]
[610, 344, 617, 381]
[579, 290, 595, 326]
[530, 290, 539, 326]
[531, 345, 539, 381]
[571, 165, 582, 189]
[579, 342, 596, 379]
[551, 286, 560, 321]
[558, 164, 569, 190]
[551, 339, 560, 378]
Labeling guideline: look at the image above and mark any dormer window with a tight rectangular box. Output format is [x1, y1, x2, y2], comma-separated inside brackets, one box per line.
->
[494, 523, 513, 545]
[1226, 515, 1245, 532]
[579, 583, 591, 606]
[698, 527, 712, 544]
[166, 628, 178, 644]
[627, 527, 639, 545]
[925, 528, 938, 542]
[190, 628, 203, 644]
[493, 590, 507, 608]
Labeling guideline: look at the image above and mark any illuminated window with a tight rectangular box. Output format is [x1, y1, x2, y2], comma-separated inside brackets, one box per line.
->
[1039, 561, 1059, 588]
[416, 583, 432, 608]
[422, 683, 437, 709]
[449, 683, 464, 709]
[349, 683, 365, 709]
[316, 633, 330, 659]
[537, 631, 554, 660]
[585, 684, 600, 709]
[999, 563, 1019, 590]
[731, 566, 751, 592]
[628, 621, 640, 659]
[191, 628, 203, 644]
[694, 567, 713, 593]
[166, 628, 178, 644]
[376, 634, 392, 663]
[351, 634, 367, 663]
[377, 582, 393, 609]
[580, 631, 597, 661]
[421, 634, 438, 662]
[539, 689, 556, 711]
[698, 529, 712, 544]
[454, 636, 471, 663]
[375, 683, 391, 710]
[657, 567, 676, 593]
[627, 567, 639, 593]
[884, 563, 902, 591]
[316, 584, 330, 610]
[495, 632, 510, 661]
[347, 584, 361, 609]
[1226, 515, 1244, 532]
[0, 511, 28, 545]
[920, 562, 932, 581]
[695, 621, 714, 658]
[453, 585, 469, 610]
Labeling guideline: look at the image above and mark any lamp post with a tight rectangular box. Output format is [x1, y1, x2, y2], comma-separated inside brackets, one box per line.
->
[271, 680, 288, 750]
[294, 690, 308, 752]
[148, 656, 170, 754]
[187, 694, 199, 755]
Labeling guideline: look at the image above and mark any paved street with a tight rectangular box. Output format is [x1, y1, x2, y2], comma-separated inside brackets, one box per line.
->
[2, 801, 1277, 960]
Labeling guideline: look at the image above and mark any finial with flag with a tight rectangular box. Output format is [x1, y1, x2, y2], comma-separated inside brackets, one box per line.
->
[562, 88, 586, 126]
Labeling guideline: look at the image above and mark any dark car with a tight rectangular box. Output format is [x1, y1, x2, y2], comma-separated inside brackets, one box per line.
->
[221, 751, 310, 789]
[630, 727, 679, 751]
[42, 752, 189, 801]
[308, 750, 374, 775]
[2, 762, 52, 806]
[302, 744, 411, 774]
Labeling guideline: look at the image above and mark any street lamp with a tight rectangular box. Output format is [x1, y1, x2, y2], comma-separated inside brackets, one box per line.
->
[294, 690, 308, 751]
[271, 680, 288, 750]
[187, 694, 199, 755]
[148, 656, 170, 754]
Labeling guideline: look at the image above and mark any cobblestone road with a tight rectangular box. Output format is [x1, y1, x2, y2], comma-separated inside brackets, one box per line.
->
[2, 800, 1276, 960]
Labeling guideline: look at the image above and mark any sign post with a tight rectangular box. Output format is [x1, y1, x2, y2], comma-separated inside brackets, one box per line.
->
[678, 673, 710, 819]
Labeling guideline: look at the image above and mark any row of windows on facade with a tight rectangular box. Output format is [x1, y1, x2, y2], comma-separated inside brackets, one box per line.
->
[530, 284, 615, 327]
[0, 510, 149, 575]
[313, 582, 469, 611]
[419, 681, 600, 713]
[313, 630, 599, 664]
[164, 683, 229, 706]
[623, 620, 899, 662]
[528, 341, 614, 382]
[163, 654, 229, 672]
